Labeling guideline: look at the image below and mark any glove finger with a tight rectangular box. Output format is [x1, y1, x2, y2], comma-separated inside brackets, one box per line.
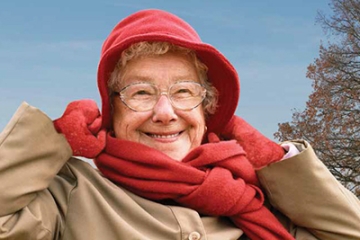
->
[89, 116, 102, 134]
[97, 129, 106, 146]
[77, 130, 106, 158]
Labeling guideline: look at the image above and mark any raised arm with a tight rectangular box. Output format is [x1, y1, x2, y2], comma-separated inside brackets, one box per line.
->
[257, 140, 360, 240]
[0, 102, 72, 239]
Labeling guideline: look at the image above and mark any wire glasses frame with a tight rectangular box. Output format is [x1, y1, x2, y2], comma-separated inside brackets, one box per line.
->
[115, 81, 207, 112]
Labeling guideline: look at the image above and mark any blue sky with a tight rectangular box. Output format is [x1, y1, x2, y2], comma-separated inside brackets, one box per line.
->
[0, 0, 332, 139]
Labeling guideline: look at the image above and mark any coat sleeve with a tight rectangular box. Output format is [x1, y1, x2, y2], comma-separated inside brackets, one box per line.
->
[257, 140, 360, 240]
[0, 102, 73, 239]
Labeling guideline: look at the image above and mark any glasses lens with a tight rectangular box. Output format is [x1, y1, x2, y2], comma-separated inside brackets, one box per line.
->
[120, 83, 157, 111]
[170, 82, 206, 110]
[120, 82, 206, 111]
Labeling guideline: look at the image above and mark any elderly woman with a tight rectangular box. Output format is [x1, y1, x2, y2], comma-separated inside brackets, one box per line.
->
[0, 9, 359, 240]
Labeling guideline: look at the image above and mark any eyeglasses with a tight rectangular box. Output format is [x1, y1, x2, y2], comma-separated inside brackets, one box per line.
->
[115, 81, 207, 112]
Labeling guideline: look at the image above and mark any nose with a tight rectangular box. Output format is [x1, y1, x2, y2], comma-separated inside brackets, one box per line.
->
[152, 95, 178, 124]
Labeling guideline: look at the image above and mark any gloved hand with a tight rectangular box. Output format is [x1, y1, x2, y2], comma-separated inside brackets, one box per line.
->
[53, 99, 106, 158]
[221, 115, 285, 169]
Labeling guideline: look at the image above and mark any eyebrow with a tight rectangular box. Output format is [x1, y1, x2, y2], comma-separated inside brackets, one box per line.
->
[123, 75, 152, 83]
[123, 74, 198, 85]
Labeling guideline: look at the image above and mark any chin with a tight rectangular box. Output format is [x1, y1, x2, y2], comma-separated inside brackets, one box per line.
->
[162, 149, 187, 161]
[145, 141, 189, 161]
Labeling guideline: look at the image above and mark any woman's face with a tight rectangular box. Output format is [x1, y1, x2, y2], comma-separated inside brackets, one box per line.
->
[112, 53, 206, 161]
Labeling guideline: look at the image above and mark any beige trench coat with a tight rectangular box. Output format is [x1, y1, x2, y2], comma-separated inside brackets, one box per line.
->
[0, 102, 359, 240]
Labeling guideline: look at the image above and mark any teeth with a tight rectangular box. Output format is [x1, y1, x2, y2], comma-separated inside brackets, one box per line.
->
[150, 133, 179, 138]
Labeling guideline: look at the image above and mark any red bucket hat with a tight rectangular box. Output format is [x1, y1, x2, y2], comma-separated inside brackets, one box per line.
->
[98, 9, 240, 134]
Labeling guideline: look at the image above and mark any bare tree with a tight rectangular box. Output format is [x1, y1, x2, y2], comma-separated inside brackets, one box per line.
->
[275, 0, 360, 197]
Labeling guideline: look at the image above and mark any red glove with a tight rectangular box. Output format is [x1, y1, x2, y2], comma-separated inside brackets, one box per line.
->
[53, 99, 106, 158]
[221, 116, 285, 169]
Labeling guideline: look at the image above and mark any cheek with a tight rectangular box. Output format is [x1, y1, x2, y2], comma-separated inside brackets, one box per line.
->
[192, 107, 206, 129]
[112, 104, 151, 139]
[112, 103, 134, 138]
[181, 108, 206, 139]
[112, 111, 128, 139]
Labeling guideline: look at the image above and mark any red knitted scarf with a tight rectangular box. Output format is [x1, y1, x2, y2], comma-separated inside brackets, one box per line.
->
[94, 133, 294, 240]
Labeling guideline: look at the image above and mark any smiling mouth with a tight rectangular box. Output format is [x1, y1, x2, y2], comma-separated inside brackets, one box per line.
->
[146, 131, 182, 139]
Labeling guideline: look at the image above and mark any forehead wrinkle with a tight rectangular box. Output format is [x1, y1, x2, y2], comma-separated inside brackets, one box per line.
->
[121, 55, 200, 87]
[123, 73, 199, 87]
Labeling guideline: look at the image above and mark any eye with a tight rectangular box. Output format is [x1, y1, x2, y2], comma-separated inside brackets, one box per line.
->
[130, 89, 155, 100]
[134, 90, 152, 96]
[177, 88, 192, 94]
[123, 83, 156, 99]
[173, 88, 193, 98]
